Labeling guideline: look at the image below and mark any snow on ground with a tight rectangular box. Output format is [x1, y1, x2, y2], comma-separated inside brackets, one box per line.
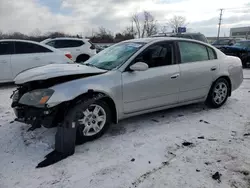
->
[1, 70, 250, 188]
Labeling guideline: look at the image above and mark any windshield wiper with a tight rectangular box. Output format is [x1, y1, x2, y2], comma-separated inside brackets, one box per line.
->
[83, 63, 96, 67]
[83, 63, 109, 70]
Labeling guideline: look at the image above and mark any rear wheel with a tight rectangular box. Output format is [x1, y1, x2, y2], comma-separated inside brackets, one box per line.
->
[206, 78, 229, 108]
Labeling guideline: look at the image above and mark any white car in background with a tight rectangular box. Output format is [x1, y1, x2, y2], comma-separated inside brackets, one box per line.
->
[0, 39, 74, 83]
[41, 37, 97, 63]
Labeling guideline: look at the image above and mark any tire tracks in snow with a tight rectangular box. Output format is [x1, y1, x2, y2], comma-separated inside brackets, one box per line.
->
[130, 143, 193, 188]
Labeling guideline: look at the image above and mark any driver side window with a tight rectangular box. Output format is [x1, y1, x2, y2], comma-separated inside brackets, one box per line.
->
[134, 42, 174, 68]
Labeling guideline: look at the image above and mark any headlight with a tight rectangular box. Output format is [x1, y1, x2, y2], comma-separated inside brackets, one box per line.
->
[19, 89, 54, 107]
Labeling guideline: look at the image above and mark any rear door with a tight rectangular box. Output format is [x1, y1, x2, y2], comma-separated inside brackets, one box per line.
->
[54, 39, 84, 60]
[177, 41, 219, 102]
[0, 41, 14, 82]
[11, 41, 54, 77]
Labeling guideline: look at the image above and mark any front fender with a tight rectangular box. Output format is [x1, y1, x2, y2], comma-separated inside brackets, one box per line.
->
[47, 83, 115, 108]
[45, 71, 122, 119]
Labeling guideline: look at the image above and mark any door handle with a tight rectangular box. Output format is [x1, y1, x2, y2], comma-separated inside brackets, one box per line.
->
[170, 73, 180, 79]
[34, 57, 40, 60]
[76, 49, 80, 51]
[211, 67, 217, 71]
[0, 60, 7, 63]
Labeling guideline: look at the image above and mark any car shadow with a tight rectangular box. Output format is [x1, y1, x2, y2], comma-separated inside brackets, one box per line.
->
[106, 102, 209, 137]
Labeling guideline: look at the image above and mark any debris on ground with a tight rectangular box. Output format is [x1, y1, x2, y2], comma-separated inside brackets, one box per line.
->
[197, 136, 205, 139]
[196, 169, 200, 172]
[205, 162, 211, 165]
[9, 121, 14, 124]
[231, 131, 237, 136]
[168, 151, 176, 156]
[236, 170, 250, 176]
[217, 160, 221, 163]
[177, 114, 184, 117]
[162, 161, 169, 166]
[151, 119, 160, 123]
[199, 120, 210, 124]
[212, 172, 222, 183]
[207, 138, 217, 141]
[148, 161, 151, 164]
[182, 142, 193, 146]
[243, 133, 250, 137]
[131, 158, 135, 162]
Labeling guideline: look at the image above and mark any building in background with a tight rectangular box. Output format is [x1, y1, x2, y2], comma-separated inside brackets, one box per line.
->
[230, 26, 250, 39]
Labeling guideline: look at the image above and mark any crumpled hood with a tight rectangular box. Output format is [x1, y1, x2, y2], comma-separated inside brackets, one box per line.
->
[14, 64, 107, 84]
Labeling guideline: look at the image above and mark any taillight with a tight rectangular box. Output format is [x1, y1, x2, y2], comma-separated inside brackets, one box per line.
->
[65, 53, 72, 60]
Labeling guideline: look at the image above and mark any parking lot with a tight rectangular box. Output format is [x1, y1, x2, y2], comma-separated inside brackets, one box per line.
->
[0, 70, 250, 188]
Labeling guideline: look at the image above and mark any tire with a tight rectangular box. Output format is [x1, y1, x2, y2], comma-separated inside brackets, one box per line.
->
[206, 78, 229, 108]
[65, 99, 111, 144]
[76, 54, 90, 63]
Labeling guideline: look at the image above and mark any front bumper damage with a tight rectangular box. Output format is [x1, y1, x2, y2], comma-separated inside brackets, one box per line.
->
[11, 89, 104, 168]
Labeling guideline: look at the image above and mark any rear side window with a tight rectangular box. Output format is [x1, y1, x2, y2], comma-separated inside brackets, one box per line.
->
[55, 40, 84, 48]
[178, 41, 209, 63]
[0, 42, 14, 55]
[15, 42, 52, 54]
[46, 41, 56, 47]
[207, 47, 217, 60]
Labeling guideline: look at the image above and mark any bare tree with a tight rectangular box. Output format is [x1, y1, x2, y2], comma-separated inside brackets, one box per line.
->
[168, 15, 187, 33]
[30, 28, 42, 37]
[160, 25, 168, 34]
[131, 11, 158, 38]
[132, 14, 141, 38]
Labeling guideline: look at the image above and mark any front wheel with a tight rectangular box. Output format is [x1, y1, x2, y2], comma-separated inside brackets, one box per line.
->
[65, 99, 111, 144]
[206, 78, 229, 108]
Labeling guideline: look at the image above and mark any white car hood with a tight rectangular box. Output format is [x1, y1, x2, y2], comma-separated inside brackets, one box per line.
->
[14, 64, 107, 84]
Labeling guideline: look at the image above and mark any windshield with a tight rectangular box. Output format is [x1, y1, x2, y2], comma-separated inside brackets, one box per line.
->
[81, 42, 145, 70]
[234, 41, 250, 48]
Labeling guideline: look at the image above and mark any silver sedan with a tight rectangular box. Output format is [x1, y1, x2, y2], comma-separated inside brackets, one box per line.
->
[13, 37, 243, 142]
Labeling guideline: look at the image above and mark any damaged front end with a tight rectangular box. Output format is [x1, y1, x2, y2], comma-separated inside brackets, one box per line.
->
[10, 73, 105, 168]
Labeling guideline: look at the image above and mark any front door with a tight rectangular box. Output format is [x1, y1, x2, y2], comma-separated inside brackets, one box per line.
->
[122, 42, 180, 113]
[177, 41, 219, 102]
[0, 41, 14, 82]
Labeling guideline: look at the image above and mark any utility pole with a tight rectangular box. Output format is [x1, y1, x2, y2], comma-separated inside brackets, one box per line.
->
[217, 9, 223, 40]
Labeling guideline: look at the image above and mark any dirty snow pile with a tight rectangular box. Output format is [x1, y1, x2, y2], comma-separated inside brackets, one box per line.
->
[1, 71, 250, 188]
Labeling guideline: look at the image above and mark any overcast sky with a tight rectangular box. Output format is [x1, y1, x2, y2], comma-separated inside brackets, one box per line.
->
[0, 0, 250, 37]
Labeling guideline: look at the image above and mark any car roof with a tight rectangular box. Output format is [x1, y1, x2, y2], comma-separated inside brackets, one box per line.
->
[0, 39, 42, 44]
[122, 37, 207, 44]
[0, 39, 57, 52]
[46, 37, 89, 41]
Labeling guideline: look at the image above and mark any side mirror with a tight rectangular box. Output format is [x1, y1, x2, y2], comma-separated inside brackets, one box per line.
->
[229, 42, 234, 46]
[129, 62, 148, 71]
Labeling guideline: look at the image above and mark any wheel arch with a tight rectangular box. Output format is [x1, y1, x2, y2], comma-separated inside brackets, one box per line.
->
[70, 90, 118, 124]
[76, 54, 90, 62]
[212, 76, 232, 97]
